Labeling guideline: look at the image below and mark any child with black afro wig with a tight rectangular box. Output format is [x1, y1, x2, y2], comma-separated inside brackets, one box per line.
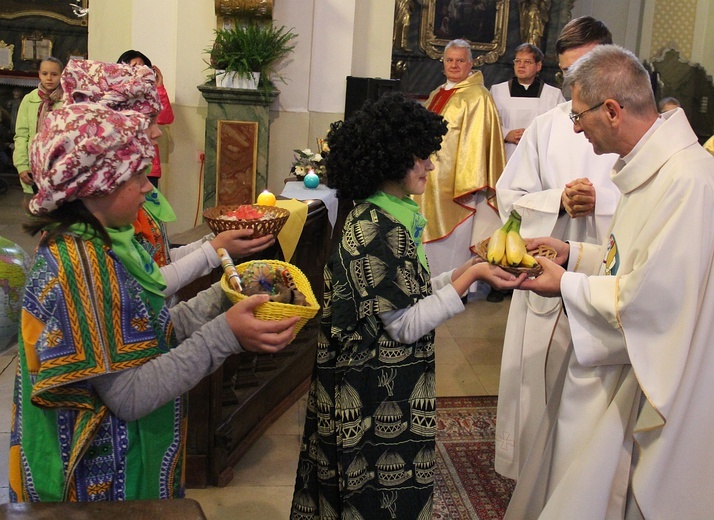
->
[291, 91, 524, 519]
[325, 91, 447, 200]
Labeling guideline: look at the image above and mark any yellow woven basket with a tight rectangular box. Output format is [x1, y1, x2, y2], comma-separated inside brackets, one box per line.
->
[203, 204, 290, 238]
[220, 259, 320, 337]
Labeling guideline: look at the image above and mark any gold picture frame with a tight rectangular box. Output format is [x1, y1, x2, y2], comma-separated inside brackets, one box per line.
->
[21, 33, 53, 62]
[0, 40, 13, 70]
[419, 0, 509, 65]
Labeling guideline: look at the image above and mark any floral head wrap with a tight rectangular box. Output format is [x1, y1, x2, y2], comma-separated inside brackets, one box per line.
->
[61, 58, 161, 115]
[28, 103, 154, 215]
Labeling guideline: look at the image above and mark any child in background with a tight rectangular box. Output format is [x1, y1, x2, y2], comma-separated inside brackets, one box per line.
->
[13, 57, 64, 193]
[290, 92, 524, 518]
[117, 50, 174, 188]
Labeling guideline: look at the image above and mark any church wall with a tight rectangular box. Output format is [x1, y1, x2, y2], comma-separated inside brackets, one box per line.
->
[85, 0, 710, 235]
[88, 0, 213, 234]
[572, 0, 645, 54]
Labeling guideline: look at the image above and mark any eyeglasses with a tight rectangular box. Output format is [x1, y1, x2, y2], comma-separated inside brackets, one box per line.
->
[569, 101, 625, 123]
[513, 59, 535, 66]
[569, 101, 605, 123]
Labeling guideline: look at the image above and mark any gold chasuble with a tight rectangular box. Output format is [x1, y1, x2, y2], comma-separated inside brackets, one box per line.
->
[414, 72, 506, 243]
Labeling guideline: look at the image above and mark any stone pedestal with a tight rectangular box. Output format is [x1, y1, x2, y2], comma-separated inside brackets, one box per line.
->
[198, 83, 279, 208]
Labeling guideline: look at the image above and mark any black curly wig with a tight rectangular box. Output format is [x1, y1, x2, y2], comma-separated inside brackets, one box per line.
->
[325, 91, 448, 200]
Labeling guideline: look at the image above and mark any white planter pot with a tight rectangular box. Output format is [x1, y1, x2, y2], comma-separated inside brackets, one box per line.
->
[215, 70, 260, 90]
[234, 71, 260, 90]
[215, 70, 229, 88]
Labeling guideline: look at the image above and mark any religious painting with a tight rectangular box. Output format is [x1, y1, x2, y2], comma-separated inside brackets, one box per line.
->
[215, 120, 258, 207]
[0, 0, 88, 27]
[420, 0, 509, 65]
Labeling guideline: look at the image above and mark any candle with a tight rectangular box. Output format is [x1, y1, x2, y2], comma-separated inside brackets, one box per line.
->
[256, 190, 276, 206]
[217, 248, 242, 292]
[303, 171, 320, 189]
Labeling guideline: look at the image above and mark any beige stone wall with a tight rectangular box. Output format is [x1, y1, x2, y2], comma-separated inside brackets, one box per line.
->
[88, 0, 395, 234]
[650, 0, 697, 60]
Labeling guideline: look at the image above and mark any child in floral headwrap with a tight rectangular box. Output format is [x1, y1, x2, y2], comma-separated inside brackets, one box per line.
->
[9, 66, 299, 502]
[12, 57, 64, 194]
[59, 59, 273, 298]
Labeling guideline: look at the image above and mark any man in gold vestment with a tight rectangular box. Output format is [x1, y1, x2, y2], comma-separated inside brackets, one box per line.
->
[413, 39, 506, 290]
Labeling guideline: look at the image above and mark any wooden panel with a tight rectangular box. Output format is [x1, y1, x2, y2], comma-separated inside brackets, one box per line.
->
[171, 195, 353, 488]
[216, 120, 258, 206]
[0, 498, 206, 519]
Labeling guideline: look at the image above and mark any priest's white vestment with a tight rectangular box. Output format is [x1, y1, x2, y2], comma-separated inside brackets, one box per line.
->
[494, 102, 620, 480]
[490, 80, 565, 160]
[505, 108, 714, 519]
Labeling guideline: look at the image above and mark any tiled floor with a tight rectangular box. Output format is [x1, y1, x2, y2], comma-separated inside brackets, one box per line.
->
[0, 184, 510, 517]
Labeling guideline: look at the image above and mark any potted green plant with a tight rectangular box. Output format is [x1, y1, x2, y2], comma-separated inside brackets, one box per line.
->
[206, 22, 297, 94]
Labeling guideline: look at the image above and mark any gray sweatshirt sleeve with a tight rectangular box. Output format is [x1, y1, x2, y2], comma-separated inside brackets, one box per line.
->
[168, 233, 214, 261]
[90, 282, 240, 421]
[380, 270, 464, 344]
[161, 241, 221, 297]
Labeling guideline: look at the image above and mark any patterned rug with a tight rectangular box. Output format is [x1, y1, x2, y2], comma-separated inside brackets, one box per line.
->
[433, 396, 515, 519]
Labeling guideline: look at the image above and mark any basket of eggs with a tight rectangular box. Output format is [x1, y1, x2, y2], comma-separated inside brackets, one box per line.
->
[203, 204, 290, 238]
[220, 259, 320, 337]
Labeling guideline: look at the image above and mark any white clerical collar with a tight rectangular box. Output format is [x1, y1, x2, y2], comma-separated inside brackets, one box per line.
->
[444, 72, 472, 90]
[614, 115, 665, 171]
[519, 81, 533, 90]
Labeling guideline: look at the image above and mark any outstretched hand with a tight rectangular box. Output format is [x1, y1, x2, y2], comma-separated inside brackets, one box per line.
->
[450, 257, 527, 296]
[518, 256, 565, 297]
[524, 236, 569, 267]
[211, 229, 275, 259]
[225, 294, 300, 353]
[479, 263, 528, 290]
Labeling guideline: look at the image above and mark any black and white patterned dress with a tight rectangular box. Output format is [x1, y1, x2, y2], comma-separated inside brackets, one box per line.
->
[291, 202, 436, 520]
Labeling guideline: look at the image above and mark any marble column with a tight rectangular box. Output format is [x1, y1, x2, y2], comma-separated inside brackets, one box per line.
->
[198, 84, 279, 208]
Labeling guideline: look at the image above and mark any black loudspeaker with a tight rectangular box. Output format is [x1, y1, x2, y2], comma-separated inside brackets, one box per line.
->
[344, 76, 401, 119]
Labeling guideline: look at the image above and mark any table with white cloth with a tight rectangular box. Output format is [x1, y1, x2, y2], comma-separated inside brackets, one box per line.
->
[280, 181, 340, 232]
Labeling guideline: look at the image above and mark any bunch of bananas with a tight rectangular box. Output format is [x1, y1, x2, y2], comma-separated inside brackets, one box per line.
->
[486, 210, 538, 268]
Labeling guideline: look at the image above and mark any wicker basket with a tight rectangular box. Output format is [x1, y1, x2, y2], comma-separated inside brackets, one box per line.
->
[203, 204, 290, 238]
[475, 238, 557, 277]
[220, 259, 320, 337]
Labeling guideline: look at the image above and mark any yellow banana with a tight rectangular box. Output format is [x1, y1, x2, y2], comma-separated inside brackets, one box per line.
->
[487, 227, 507, 264]
[506, 230, 526, 267]
[520, 253, 538, 268]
